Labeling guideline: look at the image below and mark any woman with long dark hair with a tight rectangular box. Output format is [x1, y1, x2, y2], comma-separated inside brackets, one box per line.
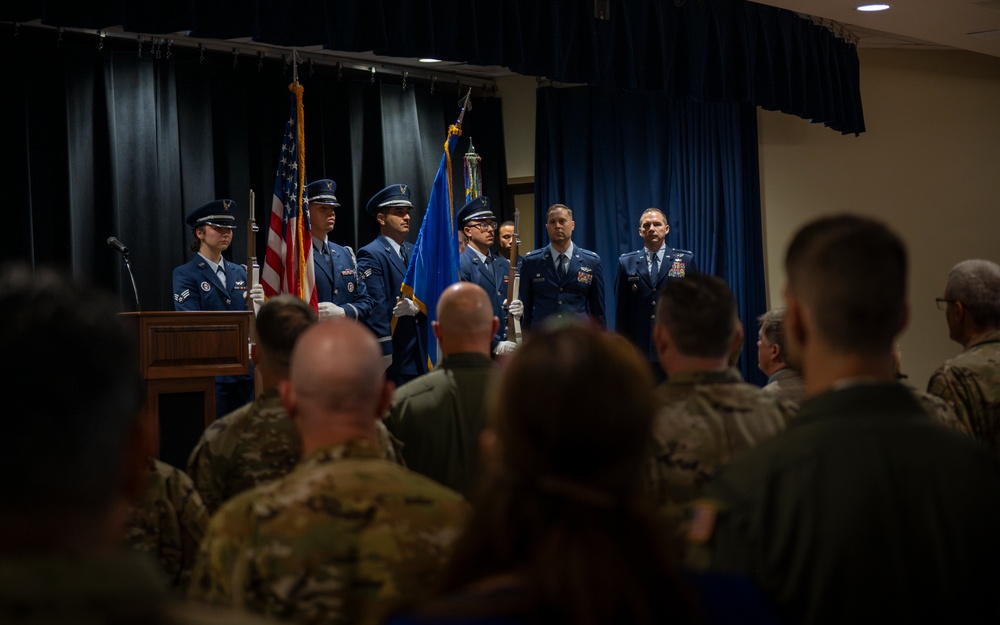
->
[385, 323, 700, 625]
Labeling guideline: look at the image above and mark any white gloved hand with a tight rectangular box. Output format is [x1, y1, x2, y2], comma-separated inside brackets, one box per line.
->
[493, 341, 518, 356]
[503, 298, 524, 320]
[247, 284, 265, 306]
[392, 297, 419, 317]
[318, 301, 346, 320]
[382, 354, 393, 370]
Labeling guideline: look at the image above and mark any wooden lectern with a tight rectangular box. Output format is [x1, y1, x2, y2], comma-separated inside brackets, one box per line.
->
[122, 311, 252, 466]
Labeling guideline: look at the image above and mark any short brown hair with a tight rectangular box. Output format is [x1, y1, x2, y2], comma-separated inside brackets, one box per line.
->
[546, 203, 573, 219]
[655, 273, 737, 359]
[785, 214, 906, 354]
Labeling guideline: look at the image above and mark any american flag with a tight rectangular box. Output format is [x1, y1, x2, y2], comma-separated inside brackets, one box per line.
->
[261, 82, 317, 311]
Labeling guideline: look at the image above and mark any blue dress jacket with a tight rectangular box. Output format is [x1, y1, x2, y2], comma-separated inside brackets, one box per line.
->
[459, 245, 512, 347]
[518, 244, 606, 332]
[357, 234, 428, 380]
[313, 239, 374, 321]
[613, 246, 695, 361]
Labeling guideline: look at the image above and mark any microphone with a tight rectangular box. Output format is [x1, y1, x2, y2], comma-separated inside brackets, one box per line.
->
[107, 236, 129, 255]
[107, 236, 141, 312]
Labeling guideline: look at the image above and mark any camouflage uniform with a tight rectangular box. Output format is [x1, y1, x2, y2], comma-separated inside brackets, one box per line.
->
[0, 551, 276, 625]
[902, 382, 972, 437]
[188, 389, 402, 515]
[187, 389, 302, 515]
[760, 367, 806, 409]
[649, 369, 793, 535]
[189, 439, 469, 625]
[125, 458, 209, 591]
[927, 330, 1000, 449]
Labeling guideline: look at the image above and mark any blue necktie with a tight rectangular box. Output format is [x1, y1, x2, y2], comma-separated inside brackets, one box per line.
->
[650, 252, 659, 284]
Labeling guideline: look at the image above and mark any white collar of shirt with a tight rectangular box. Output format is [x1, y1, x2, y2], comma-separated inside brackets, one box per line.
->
[313, 235, 329, 253]
[198, 253, 223, 275]
[385, 237, 403, 258]
[646, 244, 665, 264]
[551, 242, 575, 265]
[470, 246, 489, 264]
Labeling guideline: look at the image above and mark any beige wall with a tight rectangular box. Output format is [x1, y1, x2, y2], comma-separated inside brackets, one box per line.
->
[760, 48, 1000, 388]
[499, 48, 1000, 387]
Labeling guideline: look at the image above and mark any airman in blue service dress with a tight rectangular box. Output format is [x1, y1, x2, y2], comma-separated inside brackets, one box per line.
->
[615, 245, 695, 362]
[305, 179, 374, 321]
[519, 245, 606, 331]
[172, 199, 254, 416]
[357, 184, 428, 386]
[456, 196, 513, 352]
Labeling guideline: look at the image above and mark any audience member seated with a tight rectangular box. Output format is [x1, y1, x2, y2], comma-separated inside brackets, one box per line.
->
[125, 458, 209, 592]
[686, 215, 1000, 623]
[648, 274, 792, 539]
[386, 282, 501, 497]
[387, 323, 739, 625]
[927, 259, 1000, 448]
[756, 307, 805, 407]
[187, 296, 316, 514]
[0, 263, 272, 625]
[188, 295, 400, 515]
[189, 318, 469, 625]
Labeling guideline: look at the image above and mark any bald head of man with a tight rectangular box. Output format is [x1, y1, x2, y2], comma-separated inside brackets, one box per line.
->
[433, 282, 499, 357]
[280, 319, 392, 455]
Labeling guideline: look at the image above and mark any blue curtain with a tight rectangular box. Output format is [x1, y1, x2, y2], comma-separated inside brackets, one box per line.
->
[535, 86, 766, 384]
[2, 0, 864, 134]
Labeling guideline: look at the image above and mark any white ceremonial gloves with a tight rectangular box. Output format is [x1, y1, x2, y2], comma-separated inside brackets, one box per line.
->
[393, 297, 419, 317]
[247, 284, 265, 306]
[504, 298, 524, 319]
[318, 301, 346, 320]
[493, 341, 518, 356]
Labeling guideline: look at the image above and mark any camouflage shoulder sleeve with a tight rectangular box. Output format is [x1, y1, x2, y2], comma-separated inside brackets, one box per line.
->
[188, 407, 249, 515]
[127, 459, 209, 590]
[187, 492, 259, 607]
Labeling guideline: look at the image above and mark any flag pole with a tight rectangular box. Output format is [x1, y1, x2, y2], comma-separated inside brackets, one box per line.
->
[456, 88, 472, 126]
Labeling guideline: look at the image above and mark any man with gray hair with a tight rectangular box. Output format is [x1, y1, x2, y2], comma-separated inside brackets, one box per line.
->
[756, 307, 805, 408]
[928, 259, 1000, 448]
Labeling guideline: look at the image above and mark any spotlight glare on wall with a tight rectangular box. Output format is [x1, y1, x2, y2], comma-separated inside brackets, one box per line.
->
[856, 4, 891, 11]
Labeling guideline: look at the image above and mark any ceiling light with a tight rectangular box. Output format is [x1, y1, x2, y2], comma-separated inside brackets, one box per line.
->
[856, 4, 891, 11]
[418, 58, 441, 63]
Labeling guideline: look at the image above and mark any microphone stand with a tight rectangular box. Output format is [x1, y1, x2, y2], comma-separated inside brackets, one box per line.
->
[119, 250, 141, 312]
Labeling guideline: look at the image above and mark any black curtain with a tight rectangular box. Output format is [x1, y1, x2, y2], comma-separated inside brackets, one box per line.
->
[0, 25, 507, 312]
[535, 85, 766, 384]
[1, 0, 865, 134]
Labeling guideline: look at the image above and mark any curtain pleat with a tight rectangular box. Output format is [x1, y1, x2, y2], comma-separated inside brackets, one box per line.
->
[1, 0, 865, 134]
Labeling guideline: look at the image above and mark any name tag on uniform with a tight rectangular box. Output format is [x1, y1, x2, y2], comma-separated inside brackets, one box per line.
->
[627, 276, 640, 283]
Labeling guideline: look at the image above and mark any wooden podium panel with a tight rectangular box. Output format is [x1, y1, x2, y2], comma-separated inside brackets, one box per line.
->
[122, 311, 252, 464]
